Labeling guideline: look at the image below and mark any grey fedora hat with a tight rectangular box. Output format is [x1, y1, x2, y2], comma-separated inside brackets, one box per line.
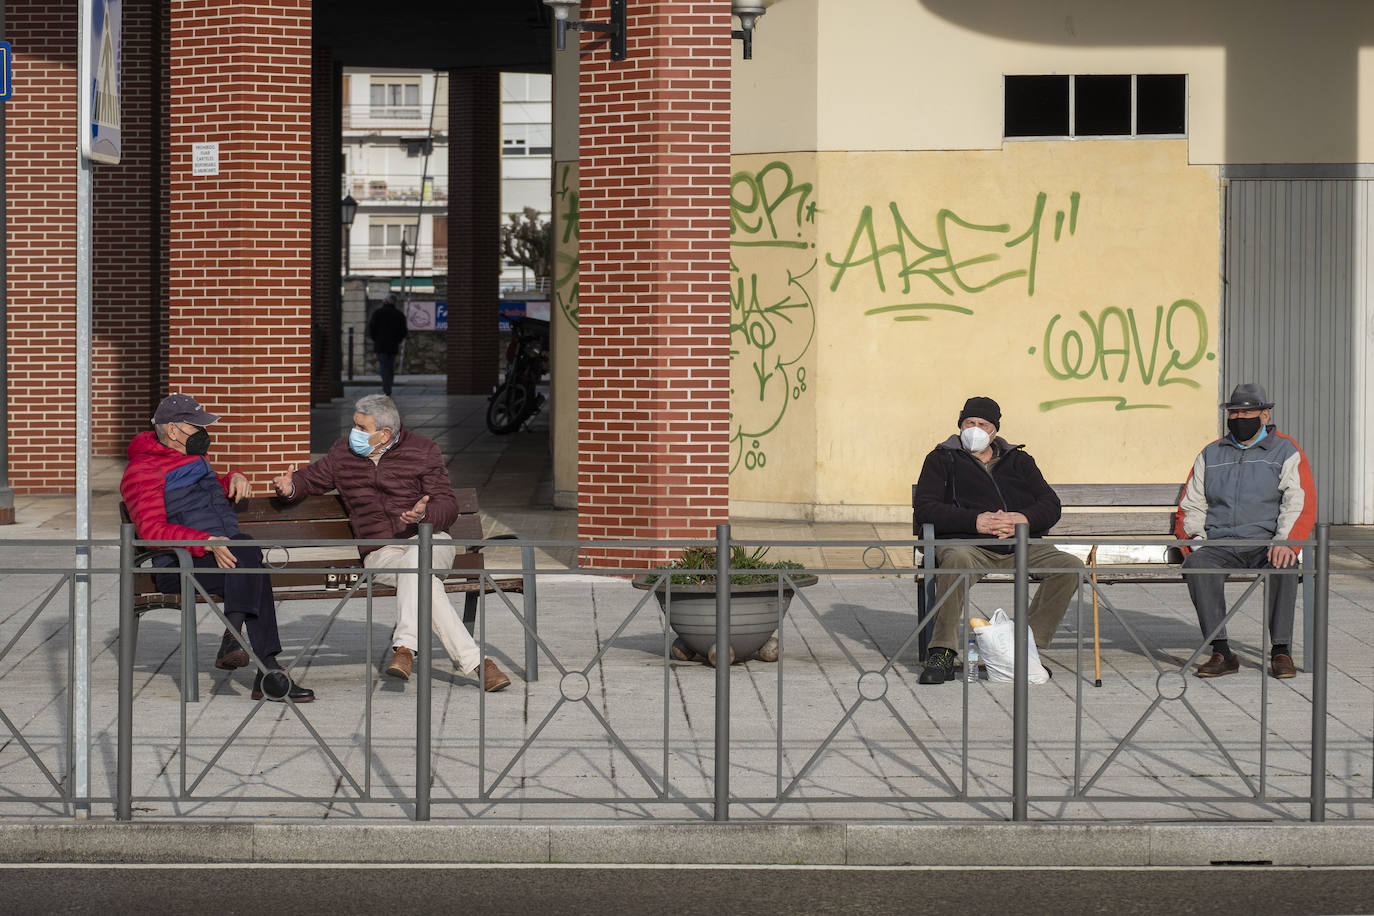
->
[1220, 383, 1274, 411]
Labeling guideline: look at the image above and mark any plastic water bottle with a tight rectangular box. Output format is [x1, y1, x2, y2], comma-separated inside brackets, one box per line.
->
[965, 635, 980, 683]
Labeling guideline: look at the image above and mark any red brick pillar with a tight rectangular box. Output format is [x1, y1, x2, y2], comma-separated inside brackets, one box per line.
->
[310, 45, 342, 405]
[446, 70, 500, 396]
[167, 1, 313, 484]
[4, 2, 79, 492]
[93, 0, 165, 456]
[576, 1, 734, 556]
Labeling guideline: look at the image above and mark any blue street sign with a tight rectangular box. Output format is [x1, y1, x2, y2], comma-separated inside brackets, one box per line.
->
[1, 42, 12, 101]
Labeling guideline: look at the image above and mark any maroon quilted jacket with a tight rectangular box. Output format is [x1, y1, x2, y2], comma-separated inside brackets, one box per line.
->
[283, 427, 459, 557]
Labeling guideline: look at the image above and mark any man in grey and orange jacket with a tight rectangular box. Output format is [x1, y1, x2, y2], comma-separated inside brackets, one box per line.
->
[1177, 383, 1317, 680]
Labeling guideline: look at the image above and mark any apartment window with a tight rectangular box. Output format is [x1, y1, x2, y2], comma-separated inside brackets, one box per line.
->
[502, 123, 552, 157]
[370, 79, 421, 119]
[368, 221, 417, 261]
[1004, 74, 1186, 139]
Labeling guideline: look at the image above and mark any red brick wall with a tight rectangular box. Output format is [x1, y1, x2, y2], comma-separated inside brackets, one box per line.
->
[446, 70, 500, 395]
[310, 45, 340, 405]
[576, 0, 734, 554]
[167, 1, 312, 485]
[4, 2, 79, 492]
[93, 0, 164, 456]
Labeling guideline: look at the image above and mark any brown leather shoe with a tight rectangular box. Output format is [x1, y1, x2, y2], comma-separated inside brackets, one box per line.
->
[482, 658, 511, 692]
[1196, 651, 1240, 678]
[1271, 653, 1297, 679]
[385, 646, 414, 680]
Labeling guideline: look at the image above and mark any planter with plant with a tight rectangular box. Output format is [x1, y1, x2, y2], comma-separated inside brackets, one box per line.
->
[631, 546, 817, 666]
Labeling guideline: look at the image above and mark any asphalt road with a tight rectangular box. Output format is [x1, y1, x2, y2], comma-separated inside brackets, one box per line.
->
[2, 865, 1372, 915]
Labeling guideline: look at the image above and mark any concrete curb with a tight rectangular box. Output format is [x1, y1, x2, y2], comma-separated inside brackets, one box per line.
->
[0, 823, 1371, 866]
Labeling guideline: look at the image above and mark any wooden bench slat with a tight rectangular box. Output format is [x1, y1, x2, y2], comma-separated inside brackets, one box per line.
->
[1052, 483, 1184, 506]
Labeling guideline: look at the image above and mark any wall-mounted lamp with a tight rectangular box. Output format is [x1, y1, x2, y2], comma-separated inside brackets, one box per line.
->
[544, 0, 627, 61]
[732, 1, 768, 60]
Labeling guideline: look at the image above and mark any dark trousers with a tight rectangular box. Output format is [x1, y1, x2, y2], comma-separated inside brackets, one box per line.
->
[377, 351, 397, 395]
[1183, 544, 1297, 647]
[156, 534, 282, 660]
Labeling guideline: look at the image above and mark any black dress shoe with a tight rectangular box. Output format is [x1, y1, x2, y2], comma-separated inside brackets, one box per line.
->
[215, 630, 250, 670]
[251, 669, 316, 703]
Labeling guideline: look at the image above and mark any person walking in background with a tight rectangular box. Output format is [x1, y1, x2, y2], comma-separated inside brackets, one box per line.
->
[368, 294, 408, 396]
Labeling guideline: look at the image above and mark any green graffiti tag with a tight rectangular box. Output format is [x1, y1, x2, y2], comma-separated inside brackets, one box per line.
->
[553, 163, 580, 329]
[828, 193, 1080, 317]
[1031, 299, 1214, 411]
[729, 161, 819, 474]
[731, 160, 817, 247]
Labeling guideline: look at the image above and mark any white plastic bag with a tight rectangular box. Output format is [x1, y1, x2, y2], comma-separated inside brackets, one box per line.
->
[972, 609, 1050, 684]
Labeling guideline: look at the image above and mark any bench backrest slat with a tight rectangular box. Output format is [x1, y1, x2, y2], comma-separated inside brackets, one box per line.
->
[911, 482, 1183, 537]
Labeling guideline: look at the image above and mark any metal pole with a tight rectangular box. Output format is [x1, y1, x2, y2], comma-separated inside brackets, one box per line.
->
[415, 522, 433, 821]
[347, 326, 355, 381]
[0, 1, 14, 526]
[1012, 523, 1029, 821]
[714, 523, 731, 822]
[117, 524, 135, 821]
[1309, 523, 1330, 823]
[73, 0, 94, 816]
[522, 544, 539, 682]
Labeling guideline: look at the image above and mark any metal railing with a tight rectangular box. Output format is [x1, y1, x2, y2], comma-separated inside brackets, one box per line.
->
[0, 522, 1366, 823]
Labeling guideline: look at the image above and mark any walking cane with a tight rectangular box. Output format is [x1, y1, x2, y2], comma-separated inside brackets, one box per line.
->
[1089, 544, 1103, 687]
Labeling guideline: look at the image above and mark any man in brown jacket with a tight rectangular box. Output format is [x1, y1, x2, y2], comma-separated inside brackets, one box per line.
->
[272, 394, 510, 691]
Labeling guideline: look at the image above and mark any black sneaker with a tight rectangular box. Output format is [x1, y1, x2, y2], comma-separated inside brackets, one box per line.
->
[215, 629, 250, 670]
[919, 647, 958, 684]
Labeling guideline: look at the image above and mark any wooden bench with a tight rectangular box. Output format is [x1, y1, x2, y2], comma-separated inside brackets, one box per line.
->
[122, 487, 533, 697]
[912, 483, 1314, 682]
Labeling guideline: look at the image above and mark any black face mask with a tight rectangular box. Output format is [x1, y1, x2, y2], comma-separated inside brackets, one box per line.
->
[1227, 416, 1263, 443]
[184, 428, 211, 456]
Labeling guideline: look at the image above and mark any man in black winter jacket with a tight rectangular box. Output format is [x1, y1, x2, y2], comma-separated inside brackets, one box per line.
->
[912, 396, 1083, 684]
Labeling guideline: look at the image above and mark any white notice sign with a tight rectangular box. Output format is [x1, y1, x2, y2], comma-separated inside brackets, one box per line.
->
[192, 142, 220, 176]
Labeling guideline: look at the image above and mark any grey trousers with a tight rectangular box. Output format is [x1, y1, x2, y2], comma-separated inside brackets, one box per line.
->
[930, 543, 1084, 654]
[1183, 544, 1297, 647]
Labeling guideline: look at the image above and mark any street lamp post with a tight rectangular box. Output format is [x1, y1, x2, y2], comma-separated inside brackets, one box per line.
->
[341, 194, 357, 276]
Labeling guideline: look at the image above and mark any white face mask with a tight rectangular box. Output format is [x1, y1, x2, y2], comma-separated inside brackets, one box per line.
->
[960, 426, 991, 452]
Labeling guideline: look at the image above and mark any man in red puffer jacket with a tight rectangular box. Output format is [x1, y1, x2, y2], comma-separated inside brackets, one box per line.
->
[121, 394, 314, 703]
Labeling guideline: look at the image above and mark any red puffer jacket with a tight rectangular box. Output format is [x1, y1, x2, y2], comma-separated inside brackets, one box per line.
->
[283, 426, 459, 557]
[119, 430, 240, 557]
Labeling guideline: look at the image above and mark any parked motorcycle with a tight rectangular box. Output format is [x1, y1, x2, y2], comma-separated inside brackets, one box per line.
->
[486, 316, 550, 434]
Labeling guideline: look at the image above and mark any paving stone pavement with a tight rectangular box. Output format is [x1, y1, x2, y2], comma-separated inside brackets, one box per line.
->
[0, 378, 1371, 864]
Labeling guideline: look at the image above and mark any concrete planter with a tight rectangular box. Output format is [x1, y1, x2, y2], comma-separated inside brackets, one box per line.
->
[630, 574, 818, 664]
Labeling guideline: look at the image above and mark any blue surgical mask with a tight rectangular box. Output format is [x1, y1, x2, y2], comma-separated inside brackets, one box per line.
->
[349, 428, 376, 456]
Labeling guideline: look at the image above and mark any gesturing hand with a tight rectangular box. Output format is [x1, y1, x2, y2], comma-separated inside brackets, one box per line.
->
[207, 535, 238, 569]
[400, 494, 430, 525]
[227, 472, 251, 502]
[272, 466, 298, 498]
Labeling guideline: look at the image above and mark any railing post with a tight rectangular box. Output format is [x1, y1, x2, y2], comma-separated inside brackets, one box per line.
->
[714, 523, 731, 822]
[416, 523, 433, 821]
[117, 524, 135, 821]
[522, 545, 539, 682]
[1012, 523, 1029, 822]
[1310, 523, 1330, 823]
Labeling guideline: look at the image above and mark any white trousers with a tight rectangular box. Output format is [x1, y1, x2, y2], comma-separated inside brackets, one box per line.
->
[363, 533, 481, 672]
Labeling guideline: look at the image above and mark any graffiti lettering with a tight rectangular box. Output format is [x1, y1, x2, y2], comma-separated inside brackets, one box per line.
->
[554, 164, 580, 329]
[1032, 299, 1214, 411]
[731, 161, 816, 247]
[829, 193, 1080, 313]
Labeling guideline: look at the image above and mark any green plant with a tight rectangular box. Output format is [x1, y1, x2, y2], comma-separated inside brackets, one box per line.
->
[499, 207, 552, 279]
[659, 545, 806, 586]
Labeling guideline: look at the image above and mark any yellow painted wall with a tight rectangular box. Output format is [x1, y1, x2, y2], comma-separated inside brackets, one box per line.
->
[551, 142, 1220, 519]
[729, 140, 1220, 519]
